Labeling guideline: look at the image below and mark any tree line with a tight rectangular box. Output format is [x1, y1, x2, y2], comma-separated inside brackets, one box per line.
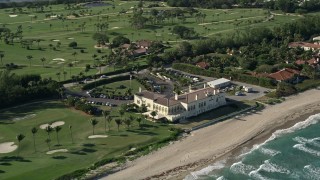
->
[0, 70, 61, 109]
[166, 0, 320, 13]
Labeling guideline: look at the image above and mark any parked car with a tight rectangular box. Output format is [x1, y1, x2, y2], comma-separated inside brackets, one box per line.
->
[235, 91, 244, 96]
[100, 75, 108, 79]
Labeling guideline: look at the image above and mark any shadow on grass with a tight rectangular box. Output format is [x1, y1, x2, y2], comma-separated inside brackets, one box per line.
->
[81, 148, 97, 153]
[0, 156, 32, 163]
[0, 162, 11, 166]
[0, 170, 5, 173]
[83, 143, 95, 147]
[0, 102, 66, 121]
[52, 156, 67, 160]
[128, 130, 157, 136]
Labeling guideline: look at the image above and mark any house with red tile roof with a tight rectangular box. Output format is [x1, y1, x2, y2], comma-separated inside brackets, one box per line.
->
[196, 61, 210, 69]
[289, 42, 320, 51]
[134, 86, 226, 122]
[268, 68, 301, 83]
[136, 40, 153, 49]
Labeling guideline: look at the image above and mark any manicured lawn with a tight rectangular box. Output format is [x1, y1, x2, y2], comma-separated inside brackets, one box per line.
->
[93, 79, 145, 95]
[175, 101, 252, 129]
[0, 0, 304, 80]
[0, 101, 172, 179]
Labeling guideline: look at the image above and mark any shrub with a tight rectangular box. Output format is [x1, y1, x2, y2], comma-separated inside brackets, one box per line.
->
[68, 41, 78, 48]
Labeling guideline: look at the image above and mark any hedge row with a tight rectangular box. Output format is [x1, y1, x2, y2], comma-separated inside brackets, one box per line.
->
[60, 65, 148, 84]
[172, 63, 276, 88]
[82, 75, 131, 90]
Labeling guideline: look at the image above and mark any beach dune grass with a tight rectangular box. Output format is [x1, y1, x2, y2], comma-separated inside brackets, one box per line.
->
[0, 101, 172, 179]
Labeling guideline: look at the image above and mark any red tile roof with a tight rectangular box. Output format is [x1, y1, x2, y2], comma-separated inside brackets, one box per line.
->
[268, 68, 300, 81]
[196, 61, 210, 69]
[289, 42, 320, 49]
[136, 40, 153, 48]
[307, 58, 319, 65]
[295, 59, 306, 65]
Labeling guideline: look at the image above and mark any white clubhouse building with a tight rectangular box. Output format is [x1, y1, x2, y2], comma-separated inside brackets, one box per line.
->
[134, 86, 226, 122]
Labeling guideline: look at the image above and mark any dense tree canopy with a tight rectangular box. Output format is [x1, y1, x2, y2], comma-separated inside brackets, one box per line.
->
[0, 70, 61, 109]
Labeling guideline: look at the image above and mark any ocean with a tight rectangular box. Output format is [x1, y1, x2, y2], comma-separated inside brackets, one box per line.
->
[185, 113, 320, 180]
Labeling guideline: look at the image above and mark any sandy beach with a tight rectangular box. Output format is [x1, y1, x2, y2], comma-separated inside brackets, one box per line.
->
[102, 89, 320, 180]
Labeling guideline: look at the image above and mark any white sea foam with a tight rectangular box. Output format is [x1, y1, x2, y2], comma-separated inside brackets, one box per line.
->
[216, 176, 227, 180]
[304, 165, 320, 179]
[259, 147, 280, 156]
[293, 144, 320, 157]
[240, 113, 320, 158]
[293, 136, 320, 148]
[184, 160, 226, 180]
[230, 161, 255, 175]
[249, 160, 290, 180]
[261, 160, 290, 174]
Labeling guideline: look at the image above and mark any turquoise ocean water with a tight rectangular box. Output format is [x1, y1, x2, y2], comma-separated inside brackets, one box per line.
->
[184, 113, 320, 180]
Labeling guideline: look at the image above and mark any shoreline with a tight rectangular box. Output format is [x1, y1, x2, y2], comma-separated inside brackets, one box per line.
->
[176, 107, 320, 180]
[102, 89, 320, 180]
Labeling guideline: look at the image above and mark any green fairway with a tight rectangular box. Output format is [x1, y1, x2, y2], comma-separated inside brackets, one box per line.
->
[0, 0, 305, 81]
[0, 101, 172, 179]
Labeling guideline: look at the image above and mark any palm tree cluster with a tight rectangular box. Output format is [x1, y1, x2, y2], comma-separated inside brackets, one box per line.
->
[15, 124, 73, 157]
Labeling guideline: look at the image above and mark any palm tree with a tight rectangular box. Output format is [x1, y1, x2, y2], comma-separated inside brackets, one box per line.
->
[136, 117, 142, 128]
[115, 119, 122, 132]
[123, 118, 131, 130]
[40, 57, 46, 67]
[68, 63, 73, 78]
[90, 118, 98, 135]
[119, 109, 125, 119]
[150, 111, 157, 120]
[69, 125, 74, 144]
[72, 51, 77, 62]
[45, 126, 53, 140]
[54, 126, 62, 145]
[31, 127, 38, 152]
[102, 110, 110, 132]
[63, 71, 67, 81]
[26, 55, 33, 67]
[56, 72, 61, 82]
[45, 138, 51, 150]
[107, 116, 113, 131]
[16, 134, 25, 157]
[0, 53, 4, 66]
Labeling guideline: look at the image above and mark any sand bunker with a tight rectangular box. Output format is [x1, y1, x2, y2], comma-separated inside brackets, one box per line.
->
[67, 37, 74, 40]
[0, 142, 18, 154]
[110, 27, 120, 29]
[40, 121, 65, 129]
[9, 15, 18, 18]
[52, 58, 65, 61]
[46, 149, 68, 155]
[88, 135, 108, 139]
[52, 39, 60, 42]
[12, 114, 36, 121]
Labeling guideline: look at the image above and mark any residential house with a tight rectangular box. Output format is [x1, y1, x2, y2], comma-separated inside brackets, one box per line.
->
[289, 42, 320, 52]
[268, 68, 301, 83]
